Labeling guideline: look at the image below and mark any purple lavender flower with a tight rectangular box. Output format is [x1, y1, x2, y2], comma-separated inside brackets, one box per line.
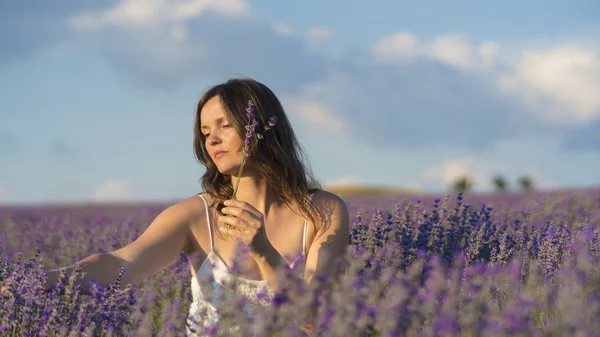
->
[240, 100, 276, 158]
[1, 180, 599, 335]
[230, 99, 277, 201]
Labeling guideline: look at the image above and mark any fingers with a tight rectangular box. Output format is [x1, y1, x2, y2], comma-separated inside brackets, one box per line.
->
[218, 215, 258, 244]
[220, 225, 254, 245]
[223, 200, 262, 219]
[221, 207, 261, 227]
[218, 215, 259, 231]
[218, 200, 264, 245]
[218, 215, 243, 231]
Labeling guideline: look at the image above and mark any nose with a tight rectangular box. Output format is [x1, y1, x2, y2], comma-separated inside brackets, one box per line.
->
[207, 132, 221, 146]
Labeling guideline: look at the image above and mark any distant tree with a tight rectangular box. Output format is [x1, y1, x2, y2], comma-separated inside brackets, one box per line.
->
[491, 174, 508, 192]
[451, 175, 473, 194]
[518, 175, 535, 192]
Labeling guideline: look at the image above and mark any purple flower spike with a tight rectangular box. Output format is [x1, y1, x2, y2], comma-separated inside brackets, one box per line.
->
[264, 116, 277, 131]
[230, 99, 278, 200]
[240, 100, 276, 158]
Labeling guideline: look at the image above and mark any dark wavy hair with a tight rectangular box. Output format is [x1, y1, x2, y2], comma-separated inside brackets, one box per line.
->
[193, 78, 324, 238]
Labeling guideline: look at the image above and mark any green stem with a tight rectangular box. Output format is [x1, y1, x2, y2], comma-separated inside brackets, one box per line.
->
[225, 155, 249, 240]
[231, 157, 247, 201]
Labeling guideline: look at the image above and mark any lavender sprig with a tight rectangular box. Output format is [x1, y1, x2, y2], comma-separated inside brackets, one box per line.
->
[231, 100, 277, 201]
[223, 100, 277, 239]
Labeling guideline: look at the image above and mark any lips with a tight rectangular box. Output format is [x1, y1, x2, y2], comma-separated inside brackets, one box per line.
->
[214, 150, 228, 159]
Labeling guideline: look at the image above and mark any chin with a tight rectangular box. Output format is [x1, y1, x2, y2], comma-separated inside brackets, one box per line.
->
[216, 164, 242, 176]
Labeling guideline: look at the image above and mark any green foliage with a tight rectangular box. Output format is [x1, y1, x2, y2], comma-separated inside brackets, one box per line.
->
[451, 175, 473, 193]
[491, 174, 508, 191]
[518, 175, 535, 192]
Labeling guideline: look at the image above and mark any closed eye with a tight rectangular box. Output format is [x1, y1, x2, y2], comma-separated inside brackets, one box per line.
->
[203, 123, 231, 137]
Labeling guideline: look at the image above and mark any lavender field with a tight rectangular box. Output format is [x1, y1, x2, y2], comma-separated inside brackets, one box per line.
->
[1, 188, 600, 336]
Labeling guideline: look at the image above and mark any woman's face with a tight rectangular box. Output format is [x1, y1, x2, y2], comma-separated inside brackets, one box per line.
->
[200, 96, 245, 175]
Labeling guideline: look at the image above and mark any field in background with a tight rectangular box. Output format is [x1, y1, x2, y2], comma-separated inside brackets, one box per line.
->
[1, 186, 600, 335]
[322, 184, 419, 197]
[1, 184, 597, 213]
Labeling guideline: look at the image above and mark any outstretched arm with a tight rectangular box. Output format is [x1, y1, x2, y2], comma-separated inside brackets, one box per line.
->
[43, 198, 198, 294]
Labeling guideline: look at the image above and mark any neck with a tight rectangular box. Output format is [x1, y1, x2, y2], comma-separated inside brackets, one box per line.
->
[229, 173, 283, 216]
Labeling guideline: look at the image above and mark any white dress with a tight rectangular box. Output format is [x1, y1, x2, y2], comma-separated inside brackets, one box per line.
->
[186, 194, 312, 336]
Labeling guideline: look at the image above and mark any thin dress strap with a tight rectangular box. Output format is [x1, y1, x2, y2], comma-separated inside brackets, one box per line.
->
[302, 220, 307, 256]
[197, 194, 214, 252]
[302, 192, 314, 256]
[198, 193, 313, 255]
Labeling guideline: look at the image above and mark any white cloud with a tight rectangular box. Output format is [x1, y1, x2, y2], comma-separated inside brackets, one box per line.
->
[477, 41, 500, 68]
[371, 33, 498, 70]
[420, 157, 560, 191]
[273, 22, 294, 37]
[371, 32, 420, 62]
[91, 179, 134, 201]
[323, 175, 359, 188]
[421, 157, 507, 191]
[497, 44, 600, 124]
[428, 35, 475, 69]
[281, 85, 347, 133]
[371, 32, 600, 127]
[306, 26, 333, 52]
[284, 98, 346, 132]
[61, 2, 600, 152]
[69, 0, 250, 31]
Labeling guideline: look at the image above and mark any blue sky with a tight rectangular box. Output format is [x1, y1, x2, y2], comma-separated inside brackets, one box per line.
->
[1, 0, 599, 204]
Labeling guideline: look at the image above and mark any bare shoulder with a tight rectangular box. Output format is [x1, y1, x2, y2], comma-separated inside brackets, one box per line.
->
[311, 189, 347, 211]
[303, 189, 350, 283]
[113, 193, 209, 257]
[174, 192, 215, 253]
[156, 193, 208, 226]
[309, 189, 349, 234]
[164, 192, 214, 235]
[169, 193, 210, 219]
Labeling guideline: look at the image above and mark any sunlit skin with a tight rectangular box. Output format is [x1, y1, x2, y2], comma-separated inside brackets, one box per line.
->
[3, 189, 600, 335]
[200, 96, 247, 178]
[200, 96, 284, 214]
[198, 95, 350, 291]
[4, 93, 349, 335]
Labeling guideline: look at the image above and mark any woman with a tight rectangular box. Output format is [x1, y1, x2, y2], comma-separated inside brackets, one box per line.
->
[10, 78, 350, 336]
